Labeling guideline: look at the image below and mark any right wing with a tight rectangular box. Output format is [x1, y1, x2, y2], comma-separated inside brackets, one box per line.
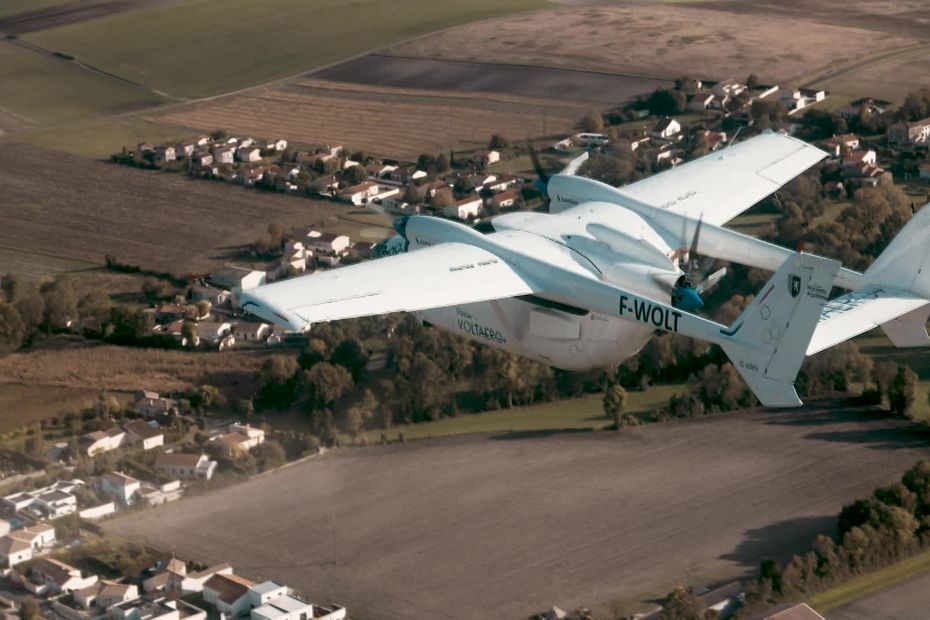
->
[806, 285, 930, 355]
[239, 242, 538, 330]
[619, 131, 827, 225]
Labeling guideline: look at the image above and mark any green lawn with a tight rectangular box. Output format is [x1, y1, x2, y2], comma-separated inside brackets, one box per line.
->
[12, 115, 193, 158]
[809, 548, 930, 612]
[353, 384, 685, 443]
[0, 246, 96, 281]
[0, 40, 165, 126]
[0, 0, 74, 18]
[0, 384, 132, 434]
[24, 0, 550, 99]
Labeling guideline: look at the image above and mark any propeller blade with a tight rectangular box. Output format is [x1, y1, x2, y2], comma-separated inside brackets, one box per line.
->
[688, 215, 704, 267]
[695, 267, 727, 295]
[528, 144, 549, 183]
[560, 151, 589, 176]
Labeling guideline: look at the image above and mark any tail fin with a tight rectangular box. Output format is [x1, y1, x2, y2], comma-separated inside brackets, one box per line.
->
[720, 253, 840, 407]
[865, 203, 930, 346]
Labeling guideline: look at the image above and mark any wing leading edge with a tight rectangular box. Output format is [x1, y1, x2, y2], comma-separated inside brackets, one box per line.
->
[619, 131, 828, 225]
[239, 242, 538, 330]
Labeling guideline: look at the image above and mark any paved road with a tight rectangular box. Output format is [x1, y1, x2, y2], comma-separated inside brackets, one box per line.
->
[105, 405, 930, 619]
[831, 571, 930, 620]
[312, 54, 672, 104]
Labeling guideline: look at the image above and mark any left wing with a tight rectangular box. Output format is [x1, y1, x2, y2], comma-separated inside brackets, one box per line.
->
[619, 131, 827, 225]
[239, 242, 538, 330]
[806, 285, 930, 355]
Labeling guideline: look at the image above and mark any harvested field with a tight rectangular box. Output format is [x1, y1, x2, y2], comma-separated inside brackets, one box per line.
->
[104, 404, 930, 619]
[0, 337, 274, 397]
[312, 55, 673, 104]
[0, 0, 177, 35]
[387, 4, 920, 85]
[0, 144, 355, 277]
[810, 43, 930, 104]
[152, 79, 594, 160]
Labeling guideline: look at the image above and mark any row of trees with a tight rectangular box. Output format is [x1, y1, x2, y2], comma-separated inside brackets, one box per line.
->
[737, 460, 930, 617]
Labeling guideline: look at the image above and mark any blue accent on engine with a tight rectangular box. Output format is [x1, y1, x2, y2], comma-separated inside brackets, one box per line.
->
[533, 178, 548, 197]
[673, 286, 704, 312]
[393, 216, 410, 239]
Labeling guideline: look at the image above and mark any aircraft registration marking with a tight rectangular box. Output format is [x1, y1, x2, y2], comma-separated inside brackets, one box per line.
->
[618, 295, 681, 332]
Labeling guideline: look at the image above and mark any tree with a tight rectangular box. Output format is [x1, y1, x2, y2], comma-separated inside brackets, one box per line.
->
[1, 272, 19, 302]
[416, 153, 436, 172]
[15, 287, 45, 333]
[19, 598, 40, 620]
[78, 288, 112, 323]
[303, 362, 353, 411]
[577, 154, 633, 186]
[181, 320, 198, 347]
[603, 385, 627, 429]
[192, 384, 224, 412]
[746, 73, 760, 90]
[488, 134, 509, 149]
[661, 586, 714, 620]
[330, 338, 369, 380]
[41, 280, 77, 329]
[258, 355, 300, 409]
[429, 187, 455, 208]
[581, 109, 605, 133]
[647, 88, 686, 115]
[254, 440, 286, 470]
[0, 302, 25, 357]
[434, 152, 450, 172]
[343, 164, 368, 184]
[888, 365, 917, 417]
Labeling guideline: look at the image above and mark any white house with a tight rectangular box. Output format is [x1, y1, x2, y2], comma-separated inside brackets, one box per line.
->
[250, 595, 314, 620]
[0, 535, 31, 568]
[154, 453, 217, 481]
[306, 231, 350, 255]
[31, 558, 98, 594]
[211, 267, 266, 293]
[651, 118, 681, 140]
[233, 322, 270, 342]
[112, 596, 207, 620]
[686, 93, 714, 112]
[79, 427, 126, 457]
[203, 573, 255, 617]
[573, 133, 609, 147]
[122, 419, 164, 450]
[133, 392, 179, 418]
[336, 181, 381, 205]
[216, 424, 265, 457]
[443, 196, 483, 220]
[213, 148, 235, 165]
[167, 563, 232, 595]
[155, 146, 176, 163]
[237, 146, 262, 163]
[99, 472, 141, 505]
[197, 318, 233, 345]
[712, 79, 747, 98]
[472, 150, 500, 167]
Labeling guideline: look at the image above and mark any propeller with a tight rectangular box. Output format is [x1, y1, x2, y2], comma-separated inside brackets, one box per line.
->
[528, 143, 590, 199]
[661, 215, 728, 312]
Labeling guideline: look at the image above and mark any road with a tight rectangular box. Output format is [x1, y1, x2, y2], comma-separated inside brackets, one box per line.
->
[104, 404, 930, 619]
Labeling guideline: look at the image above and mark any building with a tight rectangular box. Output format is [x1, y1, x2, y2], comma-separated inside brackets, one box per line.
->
[488, 188, 520, 210]
[888, 118, 930, 145]
[234, 322, 271, 342]
[30, 558, 98, 594]
[99, 472, 141, 505]
[216, 424, 265, 457]
[687, 93, 714, 112]
[573, 133, 610, 148]
[155, 146, 176, 164]
[133, 391, 179, 418]
[443, 196, 483, 220]
[197, 318, 233, 347]
[336, 181, 381, 205]
[821, 133, 860, 156]
[135, 480, 183, 506]
[472, 150, 500, 167]
[250, 595, 314, 620]
[4, 481, 82, 520]
[0, 535, 31, 568]
[111, 596, 207, 620]
[203, 573, 255, 617]
[154, 453, 217, 481]
[237, 146, 262, 163]
[712, 78, 747, 98]
[695, 582, 742, 619]
[122, 419, 165, 450]
[213, 147, 235, 165]
[79, 427, 126, 457]
[167, 563, 232, 595]
[210, 268, 266, 293]
[651, 117, 681, 140]
[305, 231, 350, 255]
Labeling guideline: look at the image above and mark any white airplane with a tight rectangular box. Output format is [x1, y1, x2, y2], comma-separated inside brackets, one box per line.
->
[240, 132, 930, 408]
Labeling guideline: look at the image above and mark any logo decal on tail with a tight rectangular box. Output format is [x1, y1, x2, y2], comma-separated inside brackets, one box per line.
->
[789, 274, 802, 298]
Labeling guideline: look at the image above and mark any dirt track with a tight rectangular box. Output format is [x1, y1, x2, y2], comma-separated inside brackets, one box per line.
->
[104, 404, 930, 619]
[312, 54, 672, 104]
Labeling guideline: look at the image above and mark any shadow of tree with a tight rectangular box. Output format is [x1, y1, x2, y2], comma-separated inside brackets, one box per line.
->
[720, 515, 837, 568]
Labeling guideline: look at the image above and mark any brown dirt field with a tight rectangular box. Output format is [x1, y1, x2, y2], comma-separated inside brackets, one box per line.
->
[104, 404, 930, 619]
[0, 0, 179, 35]
[151, 79, 593, 160]
[0, 383, 127, 432]
[0, 337, 274, 396]
[311, 54, 673, 104]
[0, 144, 353, 277]
[386, 4, 920, 85]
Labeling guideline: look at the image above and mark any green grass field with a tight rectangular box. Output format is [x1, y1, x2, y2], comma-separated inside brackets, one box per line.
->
[0, 40, 165, 126]
[809, 548, 930, 612]
[0, 0, 73, 18]
[0, 384, 131, 433]
[0, 246, 97, 281]
[352, 384, 684, 443]
[24, 0, 550, 99]
[12, 115, 194, 158]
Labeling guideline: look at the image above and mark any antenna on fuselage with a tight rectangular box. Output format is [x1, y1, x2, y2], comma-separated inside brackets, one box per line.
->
[725, 126, 743, 150]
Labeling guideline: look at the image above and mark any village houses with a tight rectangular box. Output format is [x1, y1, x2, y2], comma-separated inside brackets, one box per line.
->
[154, 453, 217, 481]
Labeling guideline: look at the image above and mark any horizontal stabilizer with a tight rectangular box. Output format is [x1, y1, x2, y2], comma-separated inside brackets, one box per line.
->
[807, 285, 929, 355]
